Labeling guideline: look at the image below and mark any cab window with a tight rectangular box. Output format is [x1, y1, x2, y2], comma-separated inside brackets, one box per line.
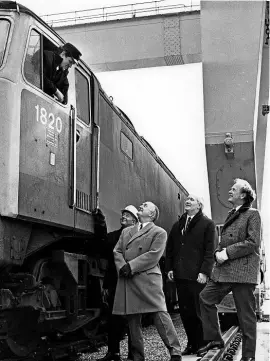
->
[24, 29, 41, 88]
[75, 69, 91, 125]
[0, 19, 11, 67]
[23, 30, 63, 101]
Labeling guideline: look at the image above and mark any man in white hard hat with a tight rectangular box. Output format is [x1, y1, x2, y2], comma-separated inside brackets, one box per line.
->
[97, 205, 139, 361]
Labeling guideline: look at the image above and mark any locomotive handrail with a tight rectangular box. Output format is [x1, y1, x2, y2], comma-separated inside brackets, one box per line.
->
[41, 0, 200, 27]
[69, 105, 77, 209]
[95, 124, 100, 210]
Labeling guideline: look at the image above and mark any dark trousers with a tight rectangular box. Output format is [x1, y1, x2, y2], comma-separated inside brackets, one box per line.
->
[199, 280, 256, 358]
[175, 278, 205, 349]
[107, 290, 132, 357]
[127, 311, 182, 361]
[107, 314, 132, 355]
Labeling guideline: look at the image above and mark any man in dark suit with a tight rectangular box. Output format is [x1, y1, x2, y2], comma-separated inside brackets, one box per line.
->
[113, 201, 182, 361]
[198, 179, 261, 361]
[165, 195, 217, 355]
[43, 42, 81, 104]
[97, 205, 138, 361]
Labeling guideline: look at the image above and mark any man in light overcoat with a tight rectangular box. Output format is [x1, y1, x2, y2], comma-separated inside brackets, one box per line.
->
[113, 201, 182, 361]
[198, 179, 261, 361]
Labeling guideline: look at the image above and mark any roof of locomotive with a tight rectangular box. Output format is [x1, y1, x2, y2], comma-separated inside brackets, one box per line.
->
[0, 1, 189, 196]
[0, 1, 64, 38]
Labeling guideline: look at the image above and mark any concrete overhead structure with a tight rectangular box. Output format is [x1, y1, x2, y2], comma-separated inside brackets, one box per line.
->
[54, 11, 201, 72]
[201, 0, 269, 223]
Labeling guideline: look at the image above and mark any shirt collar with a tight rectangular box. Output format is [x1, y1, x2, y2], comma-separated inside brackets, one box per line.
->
[140, 221, 150, 228]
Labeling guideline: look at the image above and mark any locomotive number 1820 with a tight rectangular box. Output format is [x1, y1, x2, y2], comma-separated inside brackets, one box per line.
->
[35, 104, 63, 134]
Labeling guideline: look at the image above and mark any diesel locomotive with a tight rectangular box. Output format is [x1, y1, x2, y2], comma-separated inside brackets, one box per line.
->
[0, 1, 188, 357]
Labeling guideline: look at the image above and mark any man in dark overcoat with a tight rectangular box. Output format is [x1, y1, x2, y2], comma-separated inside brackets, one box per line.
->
[113, 201, 182, 361]
[198, 179, 261, 361]
[43, 42, 81, 104]
[97, 205, 138, 361]
[165, 195, 217, 355]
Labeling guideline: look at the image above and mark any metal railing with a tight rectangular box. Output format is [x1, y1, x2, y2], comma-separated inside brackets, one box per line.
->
[41, 0, 200, 28]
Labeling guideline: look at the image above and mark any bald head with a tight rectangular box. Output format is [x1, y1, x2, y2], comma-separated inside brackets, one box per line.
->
[137, 201, 160, 223]
[185, 194, 204, 216]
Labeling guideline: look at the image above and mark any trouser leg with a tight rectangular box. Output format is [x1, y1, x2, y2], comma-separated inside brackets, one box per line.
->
[127, 314, 144, 361]
[232, 283, 256, 358]
[189, 281, 205, 348]
[175, 279, 205, 349]
[199, 280, 231, 342]
[152, 311, 182, 357]
[127, 326, 133, 359]
[175, 279, 194, 346]
[107, 315, 121, 353]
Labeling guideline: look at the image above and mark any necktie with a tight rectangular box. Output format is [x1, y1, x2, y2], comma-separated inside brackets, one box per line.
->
[229, 209, 236, 217]
[225, 208, 236, 222]
[185, 217, 191, 232]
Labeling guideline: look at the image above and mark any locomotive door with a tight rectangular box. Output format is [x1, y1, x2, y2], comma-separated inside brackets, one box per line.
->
[70, 68, 95, 232]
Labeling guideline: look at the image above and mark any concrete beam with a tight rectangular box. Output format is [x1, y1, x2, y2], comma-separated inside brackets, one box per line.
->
[201, 0, 268, 223]
[54, 11, 201, 72]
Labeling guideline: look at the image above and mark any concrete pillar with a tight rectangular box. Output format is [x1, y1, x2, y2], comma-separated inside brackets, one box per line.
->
[201, 0, 267, 223]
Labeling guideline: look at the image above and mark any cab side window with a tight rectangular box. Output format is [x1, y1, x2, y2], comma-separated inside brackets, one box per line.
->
[24, 30, 59, 100]
[75, 69, 91, 125]
[24, 29, 41, 88]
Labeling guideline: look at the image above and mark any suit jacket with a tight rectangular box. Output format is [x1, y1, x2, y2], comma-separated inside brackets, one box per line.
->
[212, 205, 261, 284]
[165, 210, 217, 280]
[113, 222, 167, 315]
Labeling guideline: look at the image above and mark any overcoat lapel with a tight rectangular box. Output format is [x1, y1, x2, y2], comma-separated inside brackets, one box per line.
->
[178, 214, 186, 233]
[222, 205, 250, 231]
[188, 210, 203, 231]
[127, 222, 154, 246]
[178, 210, 203, 234]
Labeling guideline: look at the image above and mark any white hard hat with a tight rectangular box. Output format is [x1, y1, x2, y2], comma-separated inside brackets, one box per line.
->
[121, 205, 138, 221]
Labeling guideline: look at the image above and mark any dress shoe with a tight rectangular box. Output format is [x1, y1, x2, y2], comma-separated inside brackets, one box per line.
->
[197, 340, 224, 356]
[126, 352, 133, 360]
[182, 344, 196, 355]
[240, 358, 255, 361]
[96, 352, 121, 361]
[170, 356, 182, 361]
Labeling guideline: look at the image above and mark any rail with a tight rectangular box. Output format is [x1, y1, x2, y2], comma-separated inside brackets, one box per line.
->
[201, 326, 241, 361]
[0, 325, 241, 360]
[41, 0, 200, 28]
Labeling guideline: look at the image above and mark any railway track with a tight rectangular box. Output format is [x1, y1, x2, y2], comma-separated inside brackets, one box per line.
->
[199, 326, 242, 361]
[0, 326, 241, 361]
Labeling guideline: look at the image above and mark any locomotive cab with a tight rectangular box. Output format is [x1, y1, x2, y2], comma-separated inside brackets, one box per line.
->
[0, 3, 104, 357]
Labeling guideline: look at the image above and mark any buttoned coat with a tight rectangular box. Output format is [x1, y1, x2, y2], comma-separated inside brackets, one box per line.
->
[112, 222, 167, 315]
[165, 210, 217, 280]
[212, 206, 261, 284]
